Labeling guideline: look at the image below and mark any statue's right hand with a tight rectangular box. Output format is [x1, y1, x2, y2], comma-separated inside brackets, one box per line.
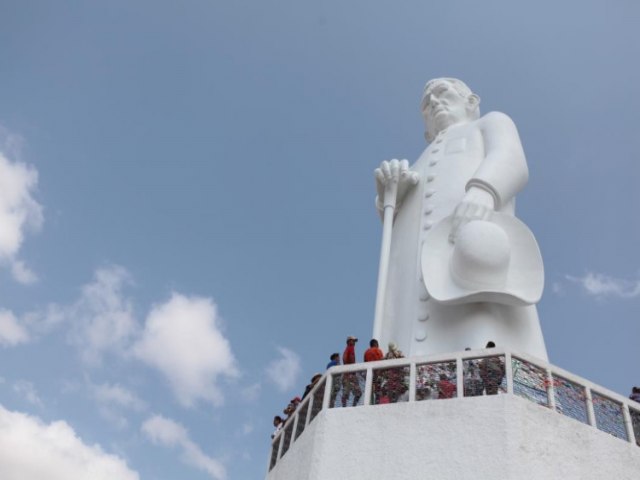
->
[374, 159, 419, 210]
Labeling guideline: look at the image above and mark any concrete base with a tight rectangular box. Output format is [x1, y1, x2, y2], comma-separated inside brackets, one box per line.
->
[267, 395, 640, 480]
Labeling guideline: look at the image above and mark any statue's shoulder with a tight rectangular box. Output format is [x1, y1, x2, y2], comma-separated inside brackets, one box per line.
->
[479, 111, 516, 126]
[478, 111, 520, 137]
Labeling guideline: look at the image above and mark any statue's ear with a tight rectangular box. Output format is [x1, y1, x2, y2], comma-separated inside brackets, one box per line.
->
[467, 93, 480, 110]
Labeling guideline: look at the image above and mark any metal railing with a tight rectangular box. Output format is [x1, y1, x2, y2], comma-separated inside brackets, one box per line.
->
[268, 348, 640, 472]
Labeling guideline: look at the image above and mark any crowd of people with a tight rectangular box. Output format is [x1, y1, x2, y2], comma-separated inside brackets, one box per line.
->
[272, 340, 640, 440]
[271, 337, 509, 438]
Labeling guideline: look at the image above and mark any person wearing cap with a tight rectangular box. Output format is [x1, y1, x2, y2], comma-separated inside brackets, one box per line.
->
[341, 336, 362, 407]
[373, 78, 548, 362]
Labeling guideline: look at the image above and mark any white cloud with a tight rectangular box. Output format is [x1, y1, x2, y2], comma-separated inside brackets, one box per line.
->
[11, 259, 38, 285]
[0, 404, 139, 480]
[32, 266, 137, 364]
[133, 293, 238, 407]
[566, 272, 640, 299]
[13, 380, 42, 408]
[142, 414, 226, 480]
[240, 422, 253, 436]
[0, 309, 29, 347]
[240, 382, 261, 403]
[265, 347, 302, 392]
[0, 147, 43, 282]
[91, 382, 146, 430]
[93, 383, 145, 411]
[551, 281, 564, 296]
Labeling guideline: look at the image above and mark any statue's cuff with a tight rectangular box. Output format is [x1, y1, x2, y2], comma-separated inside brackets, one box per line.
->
[466, 179, 501, 210]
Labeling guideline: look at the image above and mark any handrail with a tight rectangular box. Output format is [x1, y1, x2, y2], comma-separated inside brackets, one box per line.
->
[268, 348, 640, 473]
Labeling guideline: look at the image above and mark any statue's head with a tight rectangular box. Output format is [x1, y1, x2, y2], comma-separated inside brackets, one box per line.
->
[421, 78, 481, 142]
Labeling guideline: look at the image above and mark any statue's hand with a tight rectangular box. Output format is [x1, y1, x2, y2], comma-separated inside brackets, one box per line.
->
[449, 187, 495, 243]
[374, 159, 420, 211]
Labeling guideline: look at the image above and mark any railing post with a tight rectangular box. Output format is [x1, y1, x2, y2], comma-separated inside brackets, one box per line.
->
[456, 355, 464, 398]
[322, 374, 333, 412]
[504, 351, 514, 395]
[622, 403, 635, 444]
[364, 367, 373, 406]
[276, 430, 284, 462]
[585, 388, 596, 427]
[409, 361, 417, 402]
[546, 369, 557, 411]
[290, 413, 299, 446]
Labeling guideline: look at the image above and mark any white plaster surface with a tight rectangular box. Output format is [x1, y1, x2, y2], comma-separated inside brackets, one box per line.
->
[267, 395, 640, 480]
[373, 78, 548, 361]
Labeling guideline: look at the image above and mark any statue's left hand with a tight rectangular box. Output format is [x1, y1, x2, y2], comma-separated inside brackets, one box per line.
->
[449, 187, 495, 243]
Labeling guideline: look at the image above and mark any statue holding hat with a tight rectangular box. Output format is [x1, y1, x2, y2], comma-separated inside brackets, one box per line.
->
[373, 78, 548, 361]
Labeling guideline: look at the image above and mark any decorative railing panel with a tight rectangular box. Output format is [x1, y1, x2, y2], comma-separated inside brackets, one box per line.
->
[294, 401, 309, 440]
[417, 360, 457, 400]
[630, 407, 640, 446]
[280, 421, 294, 457]
[592, 392, 626, 440]
[329, 370, 365, 409]
[309, 379, 326, 422]
[372, 366, 410, 404]
[553, 375, 588, 425]
[268, 438, 279, 471]
[512, 357, 549, 407]
[268, 348, 640, 473]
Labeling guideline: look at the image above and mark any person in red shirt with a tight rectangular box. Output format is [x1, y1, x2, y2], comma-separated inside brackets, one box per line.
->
[364, 339, 384, 362]
[341, 336, 362, 407]
[364, 339, 384, 403]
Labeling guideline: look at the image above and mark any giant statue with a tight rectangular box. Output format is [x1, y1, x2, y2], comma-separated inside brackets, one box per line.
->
[373, 78, 548, 360]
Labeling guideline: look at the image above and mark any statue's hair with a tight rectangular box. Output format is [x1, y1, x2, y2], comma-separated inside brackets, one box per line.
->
[421, 78, 475, 109]
[421, 78, 480, 142]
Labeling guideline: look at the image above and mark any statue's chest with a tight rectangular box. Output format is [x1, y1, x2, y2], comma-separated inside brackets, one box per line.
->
[413, 128, 484, 211]
[419, 128, 484, 182]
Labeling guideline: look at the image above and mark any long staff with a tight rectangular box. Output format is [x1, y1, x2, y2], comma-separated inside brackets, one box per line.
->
[372, 161, 418, 340]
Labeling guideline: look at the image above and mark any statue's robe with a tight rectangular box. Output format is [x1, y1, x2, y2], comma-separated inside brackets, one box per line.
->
[380, 111, 548, 360]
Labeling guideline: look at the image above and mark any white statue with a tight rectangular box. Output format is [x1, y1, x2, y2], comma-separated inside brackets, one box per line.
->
[373, 78, 548, 361]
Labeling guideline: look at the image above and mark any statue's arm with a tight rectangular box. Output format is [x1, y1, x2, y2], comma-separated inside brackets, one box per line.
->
[467, 111, 529, 210]
[449, 112, 528, 241]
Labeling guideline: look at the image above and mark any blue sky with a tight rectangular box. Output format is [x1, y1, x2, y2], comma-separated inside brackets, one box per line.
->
[0, 1, 639, 478]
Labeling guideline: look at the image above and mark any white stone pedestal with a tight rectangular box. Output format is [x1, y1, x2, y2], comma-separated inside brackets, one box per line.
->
[267, 394, 640, 480]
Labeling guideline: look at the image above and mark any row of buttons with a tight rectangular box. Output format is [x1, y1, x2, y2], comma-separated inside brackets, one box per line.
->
[414, 132, 446, 343]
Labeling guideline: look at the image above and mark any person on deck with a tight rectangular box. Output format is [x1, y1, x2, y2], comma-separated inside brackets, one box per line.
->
[341, 336, 362, 407]
[364, 339, 384, 362]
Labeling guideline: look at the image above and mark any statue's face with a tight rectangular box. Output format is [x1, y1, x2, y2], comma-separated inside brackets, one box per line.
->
[422, 81, 471, 131]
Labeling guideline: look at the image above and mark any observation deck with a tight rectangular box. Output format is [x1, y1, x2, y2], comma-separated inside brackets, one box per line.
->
[266, 348, 640, 480]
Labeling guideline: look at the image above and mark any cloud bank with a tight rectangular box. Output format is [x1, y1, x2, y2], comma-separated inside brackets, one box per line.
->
[0, 405, 139, 480]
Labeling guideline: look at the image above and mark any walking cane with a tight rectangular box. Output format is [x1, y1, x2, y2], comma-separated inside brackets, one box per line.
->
[372, 160, 419, 340]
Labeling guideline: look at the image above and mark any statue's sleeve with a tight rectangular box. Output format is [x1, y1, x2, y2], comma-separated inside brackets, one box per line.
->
[466, 111, 529, 210]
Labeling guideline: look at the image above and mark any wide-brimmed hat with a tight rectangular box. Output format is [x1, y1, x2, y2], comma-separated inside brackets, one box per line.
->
[421, 214, 543, 306]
